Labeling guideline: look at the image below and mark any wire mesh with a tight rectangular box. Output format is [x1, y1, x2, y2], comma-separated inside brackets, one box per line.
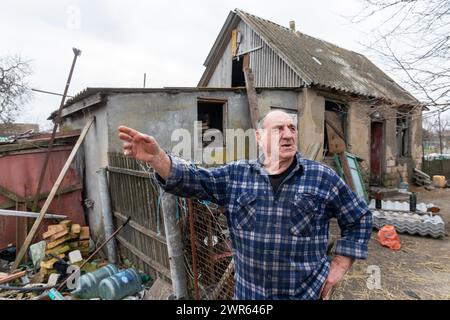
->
[178, 198, 235, 300]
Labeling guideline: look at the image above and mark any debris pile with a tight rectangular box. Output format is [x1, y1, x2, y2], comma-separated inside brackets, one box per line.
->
[38, 220, 91, 278]
[412, 168, 434, 190]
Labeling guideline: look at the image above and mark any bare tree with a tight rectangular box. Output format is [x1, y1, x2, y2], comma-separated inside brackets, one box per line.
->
[0, 55, 32, 124]
[353, 0, 450, 111]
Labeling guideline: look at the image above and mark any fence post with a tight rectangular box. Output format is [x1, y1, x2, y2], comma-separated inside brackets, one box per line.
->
[161, 192, 187, 299]
[96, 167, 117, 264]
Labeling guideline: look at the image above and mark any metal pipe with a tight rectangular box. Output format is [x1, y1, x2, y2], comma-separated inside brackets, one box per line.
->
[161, 192, 187, 299]
[188, 199, 200, 299]
[31, 48, 82, 217]
[0, 209, 66, 220]
[96, 167, 117, 264]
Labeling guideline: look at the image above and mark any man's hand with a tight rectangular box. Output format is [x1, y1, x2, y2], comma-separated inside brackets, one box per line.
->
[118, 126, 171, 180]
[320, 255, 354, 300]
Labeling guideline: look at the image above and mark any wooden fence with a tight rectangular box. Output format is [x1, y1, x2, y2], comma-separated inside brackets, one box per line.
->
[107, 152, 171, 281]
[422, 158, 450, 179]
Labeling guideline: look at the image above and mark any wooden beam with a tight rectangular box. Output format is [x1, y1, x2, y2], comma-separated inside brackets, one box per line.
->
[338, 152, 355, 191]
[242, 54, 260, 129]
[11, 117, 95, 272]
[114, 211, 166, 245]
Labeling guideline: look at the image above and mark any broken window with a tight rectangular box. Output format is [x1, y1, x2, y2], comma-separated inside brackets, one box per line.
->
[396, 113, 409, 157]
[324, 100, 347, 156]
[197, 99, 226, 148]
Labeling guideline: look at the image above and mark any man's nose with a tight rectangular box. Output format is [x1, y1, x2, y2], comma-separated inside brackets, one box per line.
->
[281, 127, 294, 139]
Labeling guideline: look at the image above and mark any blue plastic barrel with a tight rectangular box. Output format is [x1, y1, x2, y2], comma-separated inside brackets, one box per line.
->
[71, 264, 118, 299]
[98, 268, 142, 300]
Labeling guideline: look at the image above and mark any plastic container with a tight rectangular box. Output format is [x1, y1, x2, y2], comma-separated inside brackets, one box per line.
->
[409, 192, 417, 212]
[71, 264, 118, 299]
[433, 175, 446, 188]
[98, 268, 143, 300]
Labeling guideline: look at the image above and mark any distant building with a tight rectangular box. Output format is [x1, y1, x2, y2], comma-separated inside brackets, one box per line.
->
[0, 123, 39, 139]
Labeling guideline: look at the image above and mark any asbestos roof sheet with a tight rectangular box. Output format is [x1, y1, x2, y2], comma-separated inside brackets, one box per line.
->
[235, 9, 418, 105]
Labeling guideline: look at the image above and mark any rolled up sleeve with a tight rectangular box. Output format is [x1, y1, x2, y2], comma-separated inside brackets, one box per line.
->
[155, 154, 231, 205]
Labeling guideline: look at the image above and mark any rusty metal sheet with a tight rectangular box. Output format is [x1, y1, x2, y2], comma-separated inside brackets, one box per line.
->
[0, 147, 85, 249]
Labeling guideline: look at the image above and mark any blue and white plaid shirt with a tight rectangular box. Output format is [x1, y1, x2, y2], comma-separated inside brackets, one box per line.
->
[156, 152, 372, 300]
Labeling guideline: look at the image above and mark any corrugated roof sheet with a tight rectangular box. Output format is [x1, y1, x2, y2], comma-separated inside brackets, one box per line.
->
[232, 9, 418, 105]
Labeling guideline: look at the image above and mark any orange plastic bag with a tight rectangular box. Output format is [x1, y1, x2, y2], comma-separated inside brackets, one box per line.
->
[377, 225, 401, 250]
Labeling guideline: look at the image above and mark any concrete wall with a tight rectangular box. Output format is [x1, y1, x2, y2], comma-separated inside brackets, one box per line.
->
[60, 104, 109, 242]
[347, 101, 371, 182]
[298, 88, 325, 155]
[60, 88, 423, 240]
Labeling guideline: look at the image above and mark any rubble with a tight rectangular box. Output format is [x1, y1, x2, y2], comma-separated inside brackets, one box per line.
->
[413, 168, 433, 187]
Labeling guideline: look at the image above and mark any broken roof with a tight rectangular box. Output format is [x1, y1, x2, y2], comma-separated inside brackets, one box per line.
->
[201, 9, 419, 106]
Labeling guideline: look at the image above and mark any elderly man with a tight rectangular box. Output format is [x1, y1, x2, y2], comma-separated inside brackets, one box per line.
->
[118, 110, 372, 300]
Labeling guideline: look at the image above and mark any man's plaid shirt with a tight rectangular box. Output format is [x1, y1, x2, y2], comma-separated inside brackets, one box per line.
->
[156, 152, 372, 299]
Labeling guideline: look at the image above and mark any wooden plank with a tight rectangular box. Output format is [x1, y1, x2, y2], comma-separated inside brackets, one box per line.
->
[48, 229, 69, 242]
[46, 234, 71, 249]
[242, 54, 260, 129]
[116, 235, 171, 279]
[338, 152, 355, 191]
[42, 225, 67, 239]
[11, 117, 95, 272]
[231, 29, 237, 57]
[0, 270, 27, 284]
[79, 226, 90, 240]
[326, 122, 346, 154]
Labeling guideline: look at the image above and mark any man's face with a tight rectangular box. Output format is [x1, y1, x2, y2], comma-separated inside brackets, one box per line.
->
[256, 111, 298, 162]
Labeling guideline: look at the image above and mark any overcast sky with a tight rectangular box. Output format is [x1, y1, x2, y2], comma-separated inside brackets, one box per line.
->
[1, 0, 388, 130]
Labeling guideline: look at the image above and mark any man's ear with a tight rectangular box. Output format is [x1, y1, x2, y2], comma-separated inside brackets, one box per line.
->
[255, 129, 262, 145]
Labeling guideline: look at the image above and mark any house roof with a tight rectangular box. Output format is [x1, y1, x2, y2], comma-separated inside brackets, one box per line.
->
[201, 9, 419, 106]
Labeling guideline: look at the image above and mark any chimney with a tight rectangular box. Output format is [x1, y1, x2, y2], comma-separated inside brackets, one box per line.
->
[289, 20, 296, 32]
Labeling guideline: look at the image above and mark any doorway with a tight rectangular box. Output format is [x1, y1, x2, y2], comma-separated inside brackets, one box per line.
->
[370, 121, 384, 185]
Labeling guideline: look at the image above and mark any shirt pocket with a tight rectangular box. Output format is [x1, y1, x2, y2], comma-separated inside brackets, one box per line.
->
[233, 192, 257, 231]
[290, 194, 319, 237]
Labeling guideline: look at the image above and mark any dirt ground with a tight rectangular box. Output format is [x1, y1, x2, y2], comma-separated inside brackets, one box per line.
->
[332, 186, 450, 300]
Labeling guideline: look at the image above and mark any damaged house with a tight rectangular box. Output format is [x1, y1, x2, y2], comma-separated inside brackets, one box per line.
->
[50, 9, 423, 287]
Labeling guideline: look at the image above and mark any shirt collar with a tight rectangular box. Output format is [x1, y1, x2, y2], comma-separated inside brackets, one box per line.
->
[250, 152, 305, 176]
